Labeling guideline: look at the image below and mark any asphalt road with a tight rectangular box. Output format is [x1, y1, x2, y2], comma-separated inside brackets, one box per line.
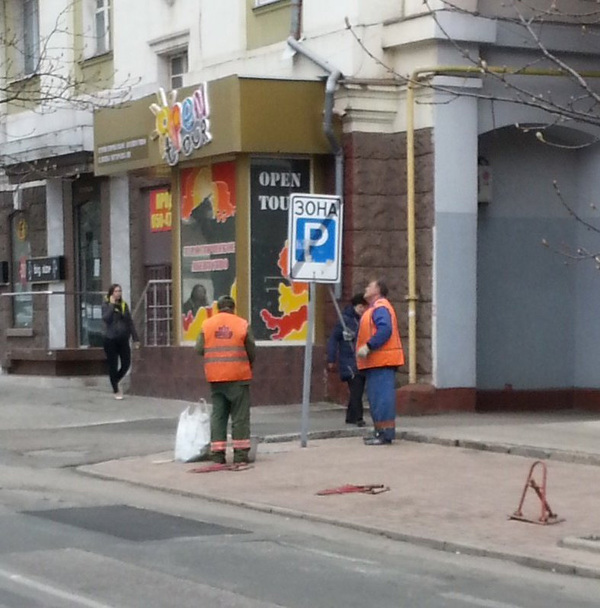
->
[0, 466, 599, 608]
[0, 377, 598, 606]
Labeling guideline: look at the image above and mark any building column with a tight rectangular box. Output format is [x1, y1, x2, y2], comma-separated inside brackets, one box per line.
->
[47, 179, 66, 349]
[432, 85, 479, 388]
[109, 176, 132, 303]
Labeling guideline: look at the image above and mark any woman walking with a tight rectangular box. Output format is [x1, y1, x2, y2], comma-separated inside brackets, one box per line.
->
[102, 284, 139, 399]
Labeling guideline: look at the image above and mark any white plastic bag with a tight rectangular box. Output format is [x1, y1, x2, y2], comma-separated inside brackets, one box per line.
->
[174, 399, 212, 462]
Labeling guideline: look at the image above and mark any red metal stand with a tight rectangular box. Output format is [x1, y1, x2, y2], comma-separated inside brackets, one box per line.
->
[316, 484, 389, 496]
[509, 460, 564, 525]
[188, 463, 252, 473]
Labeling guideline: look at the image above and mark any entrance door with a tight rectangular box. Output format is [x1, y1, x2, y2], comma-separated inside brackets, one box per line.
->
[76, 198, 104, 347]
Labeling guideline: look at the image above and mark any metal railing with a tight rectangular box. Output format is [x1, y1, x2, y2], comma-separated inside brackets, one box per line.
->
[132, 279, 173, 346]
[0, 290, 107, 348]
[1, 283, 175, 347]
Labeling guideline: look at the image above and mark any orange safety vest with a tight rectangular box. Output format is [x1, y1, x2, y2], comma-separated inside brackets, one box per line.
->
[202, 312, 252, 383]
[356, 298, 405, 370]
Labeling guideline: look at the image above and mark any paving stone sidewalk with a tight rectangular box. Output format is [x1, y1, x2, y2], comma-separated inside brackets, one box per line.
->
[80, 436, 600, 580]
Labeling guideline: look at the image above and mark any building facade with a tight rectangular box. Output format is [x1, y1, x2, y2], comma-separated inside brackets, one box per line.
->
[3, 0, 600, 411]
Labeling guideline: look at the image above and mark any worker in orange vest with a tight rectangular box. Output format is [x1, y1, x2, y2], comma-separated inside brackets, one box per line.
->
[196, 295, 256, 464]
[356, 279, 405, 445]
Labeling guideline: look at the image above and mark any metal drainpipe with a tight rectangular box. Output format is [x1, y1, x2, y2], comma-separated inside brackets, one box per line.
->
[290, 0, 303, 41]
[286, 36, 344, 298]
[406, 64, 600, 386]
[286, 37, 343, 199]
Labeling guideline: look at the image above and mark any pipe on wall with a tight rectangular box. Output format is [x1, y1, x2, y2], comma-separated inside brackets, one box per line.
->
[286, 34, 344, 295]
[290, 0, 303, 41]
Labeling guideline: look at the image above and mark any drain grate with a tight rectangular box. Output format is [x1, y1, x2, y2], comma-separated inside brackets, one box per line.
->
[23, 505, 249, 541]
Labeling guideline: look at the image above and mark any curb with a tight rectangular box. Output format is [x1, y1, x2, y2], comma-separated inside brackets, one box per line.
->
[560, 535, 600, 555]
[397, 431, 600, 467]
[260, 428, 368, 443]
[77, 464, 600, 582]
[261, 429, 600, 468]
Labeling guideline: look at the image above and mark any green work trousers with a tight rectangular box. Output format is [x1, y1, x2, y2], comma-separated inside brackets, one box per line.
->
[210, 381, 251, 464]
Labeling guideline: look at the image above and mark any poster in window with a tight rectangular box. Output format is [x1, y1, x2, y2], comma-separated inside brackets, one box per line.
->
[250, 158, 311, 342]
[180, 162, 237, 344]
[11, 213, 33, 328]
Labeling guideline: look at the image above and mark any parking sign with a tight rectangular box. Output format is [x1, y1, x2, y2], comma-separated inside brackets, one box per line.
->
[288, 193, 343, 283]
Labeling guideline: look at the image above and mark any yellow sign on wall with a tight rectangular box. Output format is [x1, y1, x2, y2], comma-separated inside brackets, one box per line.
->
[150, 189, 172, 232]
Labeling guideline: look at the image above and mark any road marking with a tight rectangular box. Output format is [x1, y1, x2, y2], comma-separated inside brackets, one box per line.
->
[440, 591, 524, 608]
[0, 567, 116, 608]
[277, 542, 377, 565]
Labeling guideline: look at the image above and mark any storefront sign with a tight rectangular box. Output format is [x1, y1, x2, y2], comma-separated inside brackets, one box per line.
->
[150, 84, 212, 167]
[180, 162, 237, 344]
[250, 158, 311, 342]
[25, 256, 66, 284]
[149, 189, 172, 232]
[97, 137, 148, 165]
[17, 218, 28, 241]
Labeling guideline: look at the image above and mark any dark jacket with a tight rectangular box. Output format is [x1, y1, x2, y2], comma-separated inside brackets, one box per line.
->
[102, 298, 139, 342]
[326, 305, 362, 381]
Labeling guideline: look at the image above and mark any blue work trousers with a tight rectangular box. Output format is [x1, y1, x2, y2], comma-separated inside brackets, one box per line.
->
[365, 367, 396, 442]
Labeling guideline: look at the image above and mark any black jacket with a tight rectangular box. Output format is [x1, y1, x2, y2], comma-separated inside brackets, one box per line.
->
[102, 298, 139, 342]
[326, 305, 362, 381]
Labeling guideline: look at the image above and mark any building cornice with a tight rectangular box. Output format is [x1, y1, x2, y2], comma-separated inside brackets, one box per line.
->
[337, 80, 403, 134]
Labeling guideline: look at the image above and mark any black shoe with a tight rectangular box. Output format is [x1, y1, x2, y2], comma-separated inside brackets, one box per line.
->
[363, 436, 391, 446]
[356, 420, 366, 427]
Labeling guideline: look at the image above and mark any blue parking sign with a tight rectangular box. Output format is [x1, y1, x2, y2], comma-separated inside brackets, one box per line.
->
[288, 194, 343, 283]
[295, 218, 337, 263]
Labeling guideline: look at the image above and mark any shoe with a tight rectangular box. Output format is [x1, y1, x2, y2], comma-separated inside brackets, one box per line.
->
[356, 420, 366, 427]
[114, 392, 123, 400]
[363, 436, 391, 446]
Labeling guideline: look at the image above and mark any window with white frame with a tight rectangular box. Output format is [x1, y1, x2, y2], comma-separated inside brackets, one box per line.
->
[22, 0, 40, 75]
[94, 0, 112, 55]
[254, 0, 284, 7]
[148, 30, 189, 91]
[169, 52, 188, 90]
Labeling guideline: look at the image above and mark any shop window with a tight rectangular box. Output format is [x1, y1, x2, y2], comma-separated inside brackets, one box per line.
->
[169, 52, 188, 90]
[249, 157, 311, 343]
[10, 212, 33, 328]
[179, 162, 237, 345]
[75, 198, 104, 347]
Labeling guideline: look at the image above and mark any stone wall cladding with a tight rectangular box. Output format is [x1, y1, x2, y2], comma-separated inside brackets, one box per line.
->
[129, 177, 146, 310]
[0, 186, 48, 369]
[131, 345, 328, 404]
[335, 129, 434, 388]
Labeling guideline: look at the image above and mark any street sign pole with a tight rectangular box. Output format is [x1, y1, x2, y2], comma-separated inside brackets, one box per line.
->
[288, 193, 343, 448]
[300, 280, 316, 448]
